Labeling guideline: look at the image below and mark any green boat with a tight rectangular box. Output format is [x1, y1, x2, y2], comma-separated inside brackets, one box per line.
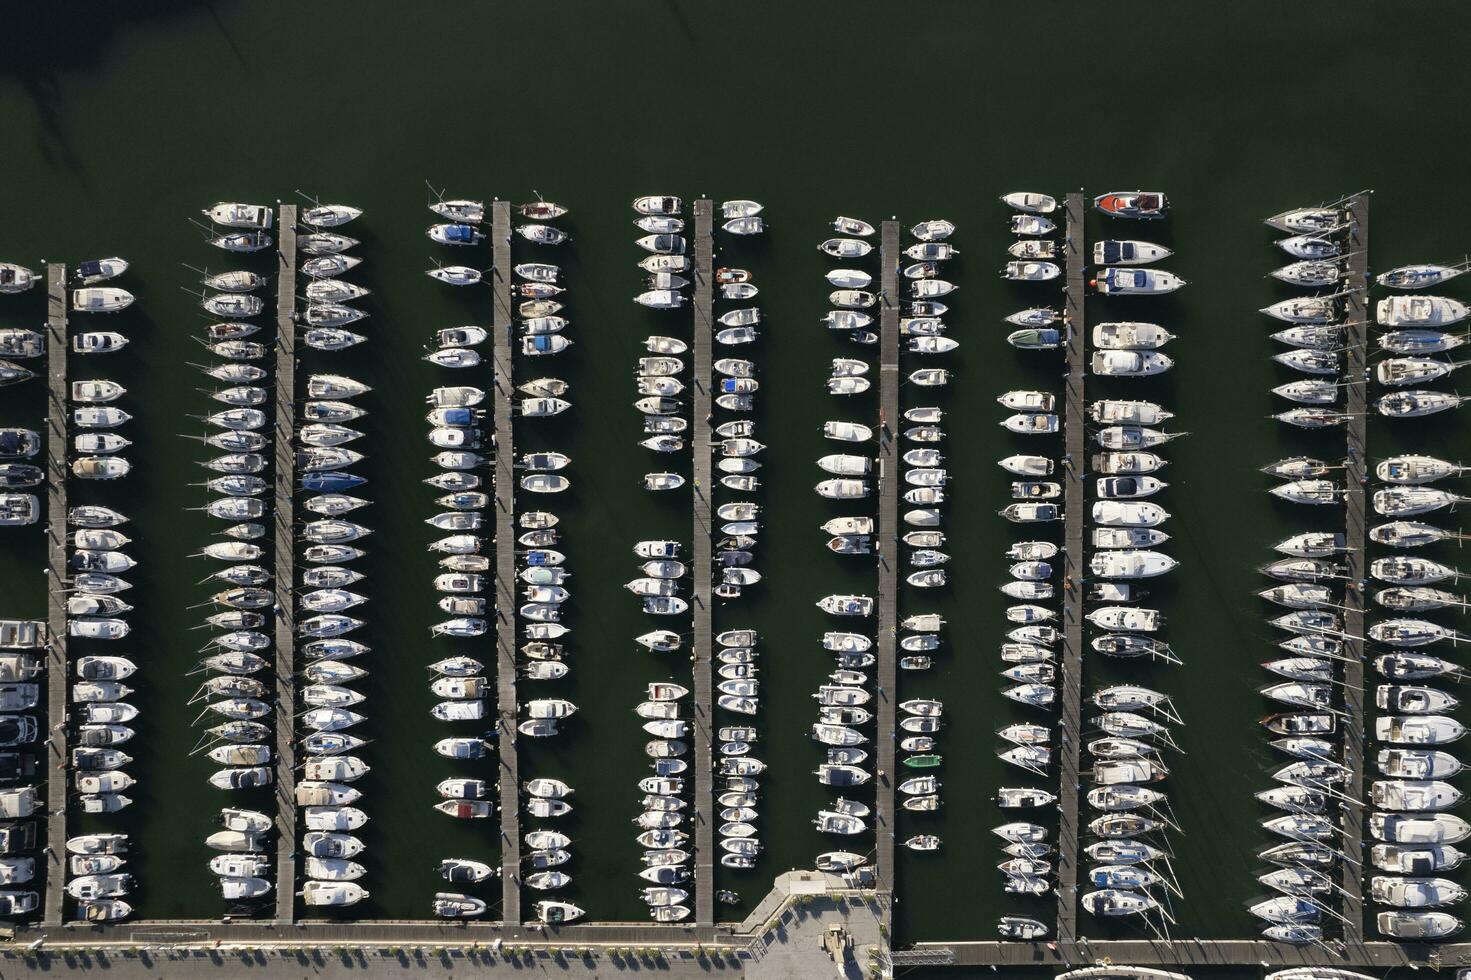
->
[903, 754, 942, 769]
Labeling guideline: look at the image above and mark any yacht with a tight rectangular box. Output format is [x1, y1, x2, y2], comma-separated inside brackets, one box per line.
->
[1377, 295, 1469, 327]
[73, 288, 134, 313]
[1093, 322, 1174, 349]
[1379, 262, 1468, 290]
[1094, 191, 1168, 219]
[204, 202, 272, 228]
[0, 264, 37, 294]
[1094, 268, 1185, 295]
[1092, 351, 1173, 376]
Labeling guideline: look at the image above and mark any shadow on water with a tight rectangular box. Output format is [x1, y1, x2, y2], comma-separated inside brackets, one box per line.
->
[0, 1, 229, 174]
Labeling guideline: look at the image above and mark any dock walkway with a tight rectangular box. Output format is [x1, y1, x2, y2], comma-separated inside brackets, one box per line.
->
[43, 264, 68, 926]
[490, 201, 521, 926]
[1056, 192, 1087, 940]
[913, 937, 1469, 969]
[272, 207, 299, 924]
[874, 221, 900, 894]
[690, 200, 715, 927]
[1340, 193, 1370, 942]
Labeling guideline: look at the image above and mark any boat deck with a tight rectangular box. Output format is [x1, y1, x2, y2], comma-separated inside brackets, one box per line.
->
[874, 220, 900, 895]
[1340, 192, 1370, 942]
[272, 205, 299, 924]
[690, 199, 715, 927]
[1055, 192, 1087, 941]
[490, 200, 521, 926]
[43, 263, 68, 927]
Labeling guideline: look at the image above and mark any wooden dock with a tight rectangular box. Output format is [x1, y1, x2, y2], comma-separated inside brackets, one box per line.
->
[874, 220, 900, 894]
[1055, 192, 1087, 941]
[690, 199, 715, 927]
[271, 206, 299, 925]
[43, 263, 68, 927]
[910, 937, 1470, 969]
[490, 200, 521, 926]
[1340, 192, 1370, 943]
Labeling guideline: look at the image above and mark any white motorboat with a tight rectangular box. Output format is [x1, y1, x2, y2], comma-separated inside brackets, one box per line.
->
[1091, 351, 1173, 377]
[1001, 192, 1056, 213]
[1002, 261, 1060, 281]
[1011, 215, 1055, 236]
[820, 238, 873, 258]
[1376, 910, 1463, 939]
[204, 202, 272, 228]
[300, 881, 367, 907]
[72, 288, 133, 313]
[1093, 322, 1174, 350]
[1094, 268, 1185, 295]
[1377, 295, 1469, 327]
[817, 595, 873, 616]
[0, 264, 37, 294]
[911, 218, 956, 241]
[1093, 240, 1172, 265]
[1090, 550, 1176, 578]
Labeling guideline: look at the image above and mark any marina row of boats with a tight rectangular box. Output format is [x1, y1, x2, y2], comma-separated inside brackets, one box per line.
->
[187, 200, 372, 910]
[58, 254, 141, 920]
[0, 259, 136, 918]
[501, 197, 580, 923]
[1252, 200, 1369, 943]
[885, 214, 956, 854]
[1252, 198, 1470, 942]
[625, 195, 696, 922]
[994, 192, 1064, 934]
[1359, 222, 1471, 940]
[286, 200, 374, 910]
[994, 191, 1189, 938]
[811, 210, 889, 878]
[703, 208, 766, 884]
[0, 273, 43, 917]
[1073, 194, 1186, 930]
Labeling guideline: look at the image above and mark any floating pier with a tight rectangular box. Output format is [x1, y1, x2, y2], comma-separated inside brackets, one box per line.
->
[271, 206, 299, 924]
[909, 937, 1471, 969]
[690, 199, 715, 927]
[43, 263, 68, 927]
[490, 200, 521, 925]
[1340, 192, 1370, 942]
[874, 220, 900, 894]
[1055, 192, 1087, 940]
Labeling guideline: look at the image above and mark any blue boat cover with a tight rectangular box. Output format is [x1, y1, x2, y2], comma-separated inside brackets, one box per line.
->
[531, 336, 552, 351]
[446, 225, 475, 243]
[302, 471, 365, 492]
[442, 407, 474, 425]
[77, 260, 104, 279]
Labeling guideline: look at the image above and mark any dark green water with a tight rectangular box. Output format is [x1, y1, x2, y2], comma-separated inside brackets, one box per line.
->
[0, 0, 1469, 944]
